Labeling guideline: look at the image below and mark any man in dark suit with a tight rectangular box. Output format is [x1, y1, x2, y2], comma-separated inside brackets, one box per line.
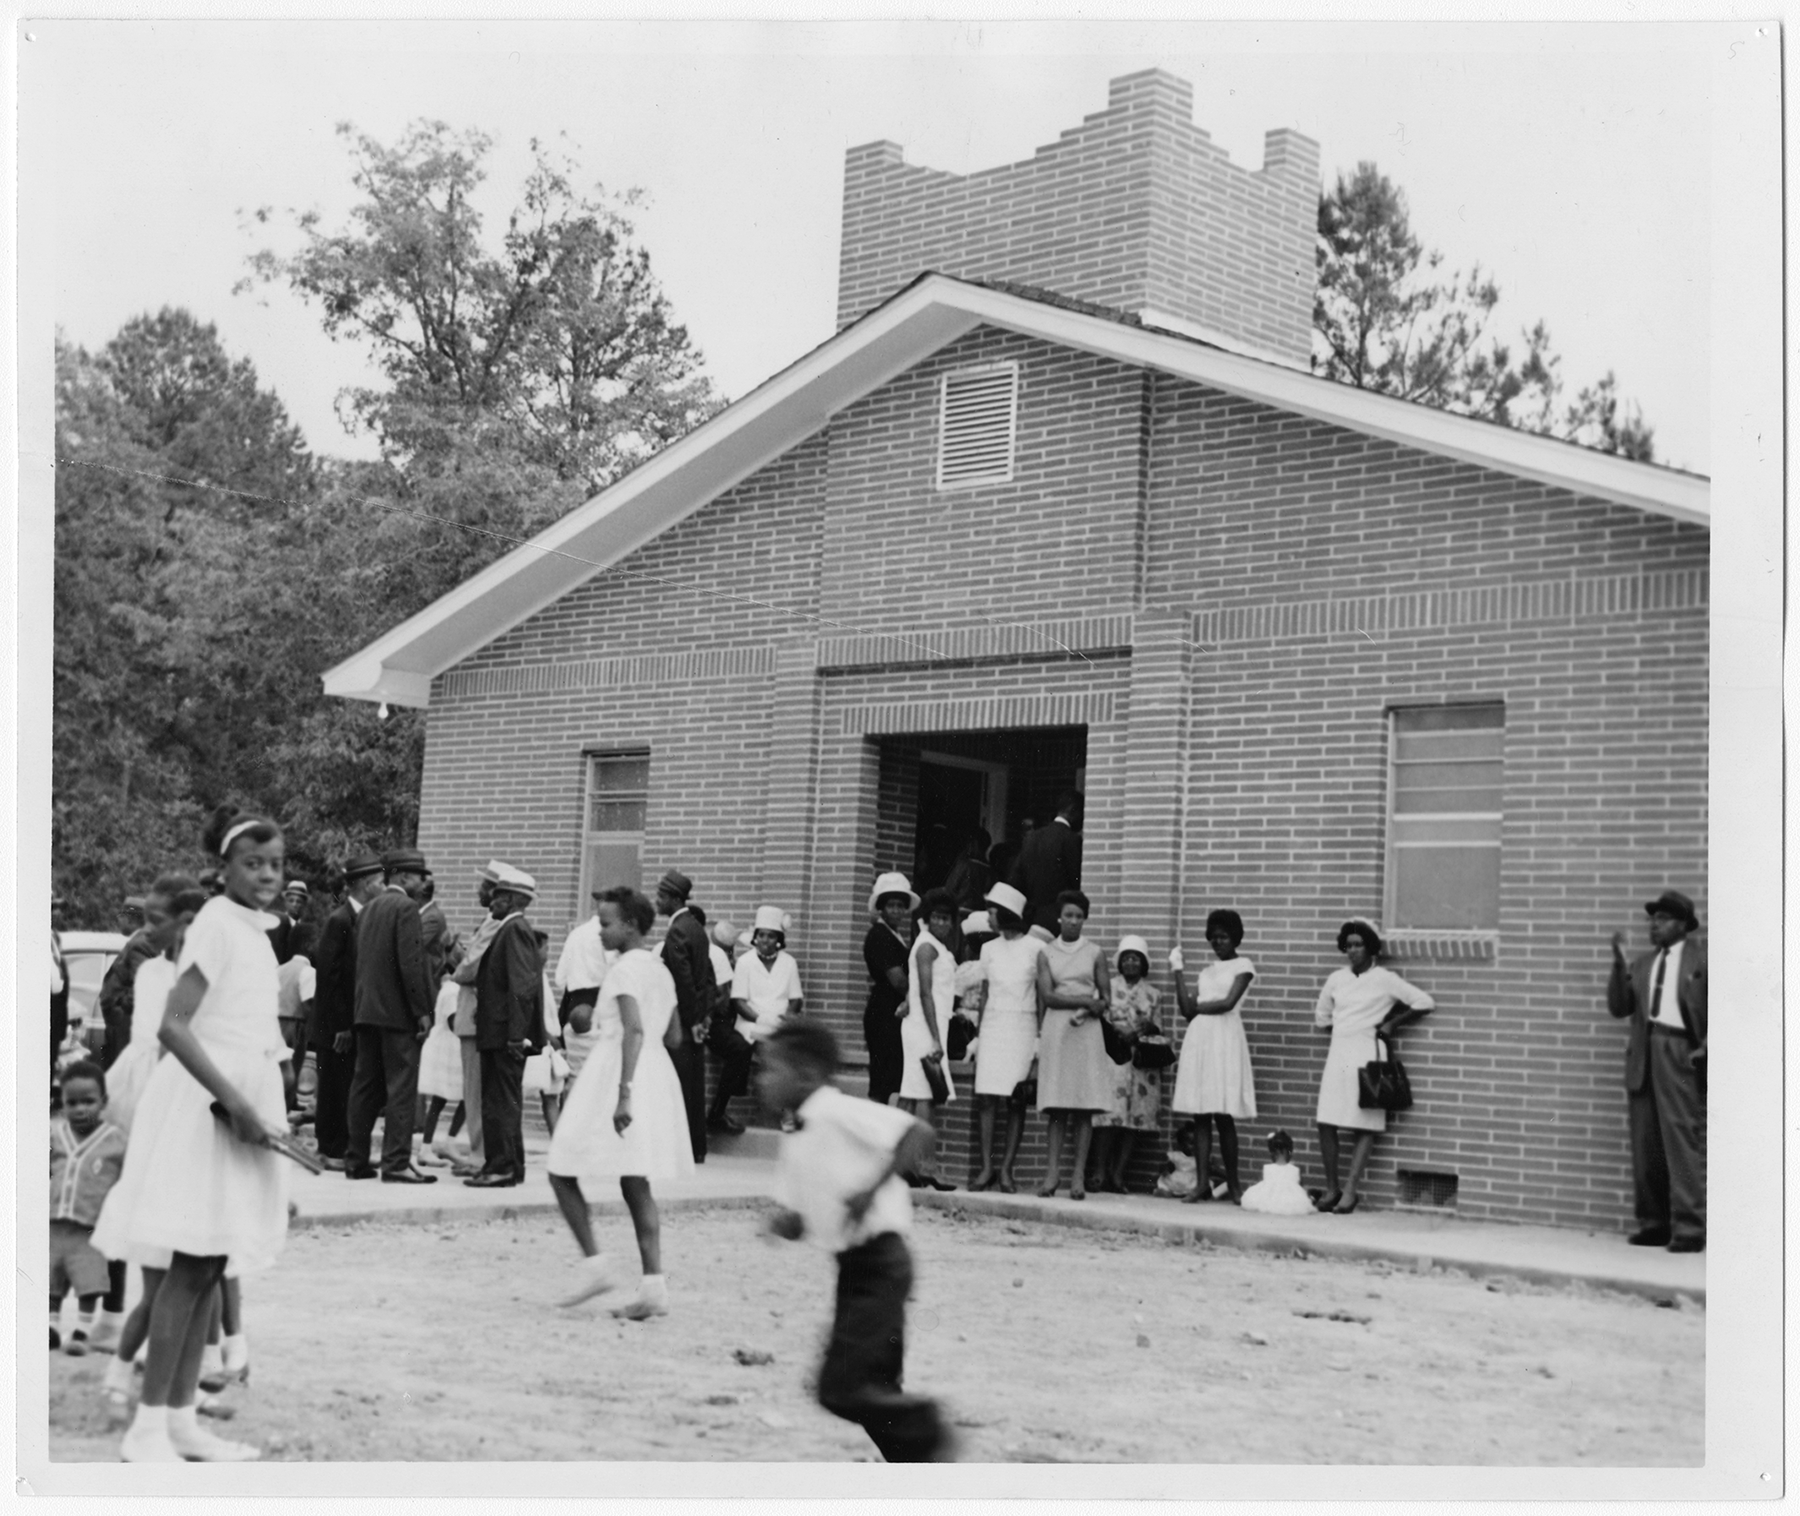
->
[467, 864, 545, 1188]
[309, 853, 384, 1167]
[418, 874, 453, 988]
[655, 869, 712, 1159]
[1607, 888, 1708, 1252]
[346, 848, 437, 1183]
[1008, 790, 1084, 938]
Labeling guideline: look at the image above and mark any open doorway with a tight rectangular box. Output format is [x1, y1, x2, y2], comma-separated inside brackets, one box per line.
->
[874, 727, 1088, 901]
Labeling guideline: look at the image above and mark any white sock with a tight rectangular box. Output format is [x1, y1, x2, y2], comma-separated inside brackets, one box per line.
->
[201, 1344, 223, 1376]
[96, 1308, 125, 1333]
[75, 1306, 96, 1336]
[104, 1355, 134, 1394]
[222, 1333, 249, 1372]
[130, 1404, 169, 1437]
[169, 1404, 200, 1438]
[640, 1273, 667, 1302]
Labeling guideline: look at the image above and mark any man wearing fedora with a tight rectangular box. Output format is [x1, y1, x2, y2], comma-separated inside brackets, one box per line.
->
[468, 864, 546, 1187]
[656, 869, 713, 1162]
[1608, 889, 1707, 1252]
[311, 853, 384, 1168]
[347, 847, 438, 1183]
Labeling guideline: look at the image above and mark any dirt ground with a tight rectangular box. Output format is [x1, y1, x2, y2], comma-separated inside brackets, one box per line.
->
[48, 1205, 1702, 1465]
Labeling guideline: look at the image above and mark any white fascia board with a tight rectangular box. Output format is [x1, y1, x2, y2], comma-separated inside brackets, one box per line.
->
[938, 281, 1710, 527]
[321, 293, 982, 706]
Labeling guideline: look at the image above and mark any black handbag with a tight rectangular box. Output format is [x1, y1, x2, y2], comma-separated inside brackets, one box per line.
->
[919, 1051, 950, 1103]
[1357, 1031, 1414, 1111]
[1132, 1033, 1175, 1071]
[1098, 1014, 1134, 1065]
[946, 1012, 976, 1062]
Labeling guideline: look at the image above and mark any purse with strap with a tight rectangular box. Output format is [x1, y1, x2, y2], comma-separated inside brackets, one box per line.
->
[1132, 1032, 1175, 1071]
[1357, 1030, 1413, 1112]
[1098, 1014, 1134, 1065]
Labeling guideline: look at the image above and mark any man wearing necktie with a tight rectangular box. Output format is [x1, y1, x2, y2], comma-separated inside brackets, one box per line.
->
[1607, 889, 1707, 1252]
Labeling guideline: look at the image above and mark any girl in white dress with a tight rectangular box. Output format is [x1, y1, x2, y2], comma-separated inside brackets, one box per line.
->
[1170, 908, 1259, 1205]
[1312, 918, 1435, 1214]
[970, 883, 1042, 1193]
[550, 886, 695, 1319]
[1239, 1129, 1318, 1216]
[897, 888, 960, 1191]
[91, 808, 292, 1463]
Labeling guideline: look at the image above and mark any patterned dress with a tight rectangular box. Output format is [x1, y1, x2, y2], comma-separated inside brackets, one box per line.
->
[1092, 979, 1163, 1130]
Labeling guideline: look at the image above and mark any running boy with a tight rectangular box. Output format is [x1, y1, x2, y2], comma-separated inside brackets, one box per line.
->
[50, 1061, 128, 1354]
[757, 1020, 951, 1463]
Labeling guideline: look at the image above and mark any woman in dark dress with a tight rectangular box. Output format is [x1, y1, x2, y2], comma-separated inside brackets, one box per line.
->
[861, 873, 918, 1105]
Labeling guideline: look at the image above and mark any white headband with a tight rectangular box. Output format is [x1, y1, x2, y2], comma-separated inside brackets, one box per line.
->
[219, 819, 263, 857]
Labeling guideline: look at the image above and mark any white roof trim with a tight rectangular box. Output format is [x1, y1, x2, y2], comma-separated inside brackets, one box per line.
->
[325, 273, 1709, 708]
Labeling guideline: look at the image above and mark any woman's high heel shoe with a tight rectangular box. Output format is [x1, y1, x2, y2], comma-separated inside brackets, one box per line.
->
[1331, 1195, 1360, 1215]
[1314, 1190, 1343, 1212]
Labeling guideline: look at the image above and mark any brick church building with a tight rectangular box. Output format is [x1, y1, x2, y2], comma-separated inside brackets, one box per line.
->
[326, 71, 1709, 1230]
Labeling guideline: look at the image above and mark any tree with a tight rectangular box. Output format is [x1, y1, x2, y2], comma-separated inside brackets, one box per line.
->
[1312, 163, 1655, 461]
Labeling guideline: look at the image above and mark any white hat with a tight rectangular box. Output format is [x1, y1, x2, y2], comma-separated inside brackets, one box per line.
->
[479, 859, 506, 883]
[962, 911, 993, 938]
[735, 929, 755, 954]
[984, 882, 1028, 920]
[1116, 934, 1151, 970]
[491, 863, 537, 900]
[753, 905, 787, 936]
[868, 872, 920, 914]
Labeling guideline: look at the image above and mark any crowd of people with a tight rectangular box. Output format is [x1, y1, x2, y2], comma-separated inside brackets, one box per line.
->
[46, 782, 1706, 1463]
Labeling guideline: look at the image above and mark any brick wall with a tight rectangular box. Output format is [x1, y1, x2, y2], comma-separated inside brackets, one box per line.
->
[413, 324, 1707, 1229]
[838, 70, 1318, 364]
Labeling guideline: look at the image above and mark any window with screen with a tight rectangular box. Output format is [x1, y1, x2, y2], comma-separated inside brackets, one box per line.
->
[580, 750, 649, 901]
[1385, 705, 1504, 932]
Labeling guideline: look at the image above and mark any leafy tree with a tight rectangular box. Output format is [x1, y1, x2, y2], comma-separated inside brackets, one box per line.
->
[1313, 162, 1655, 461]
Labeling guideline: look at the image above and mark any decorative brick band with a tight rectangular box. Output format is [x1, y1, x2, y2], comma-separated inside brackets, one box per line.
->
[1190, 569, 1707, 647]
[816, 614, 1134, 672]
[834, 690, 1118, 736]
[438, 645, 777, 699]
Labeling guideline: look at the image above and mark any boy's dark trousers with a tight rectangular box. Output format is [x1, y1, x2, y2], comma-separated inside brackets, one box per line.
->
[818, 1231, 945, 1462]
[312, 1037, 356, 1158]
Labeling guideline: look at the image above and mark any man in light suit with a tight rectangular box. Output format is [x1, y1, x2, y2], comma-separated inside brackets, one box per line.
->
[1007, 790, 1084, 940]
[1607, 888, 1707, 1252]
[310, 853, 384, 1168]
[346, 848, 437, 1183]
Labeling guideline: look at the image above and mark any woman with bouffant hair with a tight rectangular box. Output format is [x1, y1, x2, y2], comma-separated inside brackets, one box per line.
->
[92, 806, 292, 1462]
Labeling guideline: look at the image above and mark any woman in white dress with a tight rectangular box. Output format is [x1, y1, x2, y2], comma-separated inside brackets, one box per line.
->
[896, 888, 960, 1191]
[1170, 908, 1259, 1204]
[550, 886, 695, 1319]
[970, 883, 1043, 1193]
[1033, 889, 1113, 1200]
[91, 808, 293, 1463]
[1313, 918, 1435, 1214]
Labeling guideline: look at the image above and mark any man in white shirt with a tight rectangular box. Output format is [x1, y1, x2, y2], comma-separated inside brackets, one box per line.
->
[760, 1019, 950, 1463]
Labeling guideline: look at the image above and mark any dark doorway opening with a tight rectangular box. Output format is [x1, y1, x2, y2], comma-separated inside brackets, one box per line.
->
[874, 727, 1087, 904]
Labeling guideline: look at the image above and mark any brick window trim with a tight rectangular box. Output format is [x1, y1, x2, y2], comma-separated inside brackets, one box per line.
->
[1382, 930, 1498, 963]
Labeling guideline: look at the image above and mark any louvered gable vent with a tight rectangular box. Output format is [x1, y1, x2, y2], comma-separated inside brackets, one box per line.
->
[936, 363, 1018, 489]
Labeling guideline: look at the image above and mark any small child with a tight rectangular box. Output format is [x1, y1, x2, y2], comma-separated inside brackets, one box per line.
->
[1153, 1120, 1200, 1199]
[50, 1061, 129, 1355]
[758, 1019, 952, 1463]
[1239, 1129, 1318, 1216]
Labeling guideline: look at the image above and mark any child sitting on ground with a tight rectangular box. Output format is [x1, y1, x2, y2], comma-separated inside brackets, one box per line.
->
[1153, 1121, 1199, 1199]
[50, 1061, 129, 1355]
[758, 1019, 952, 1463]
[1239, 1128, 1318, 1215]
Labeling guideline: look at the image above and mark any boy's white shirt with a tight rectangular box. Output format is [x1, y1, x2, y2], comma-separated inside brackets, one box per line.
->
[773, 1085, 914, 1253]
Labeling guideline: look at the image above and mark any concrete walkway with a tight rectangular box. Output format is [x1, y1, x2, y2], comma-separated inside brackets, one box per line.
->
[289, 1129, 1703, 1305]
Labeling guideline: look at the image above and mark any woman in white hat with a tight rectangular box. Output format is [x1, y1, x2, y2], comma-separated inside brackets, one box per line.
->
[969, 883, 1043, 1192]
[861, 874, 918, 1108]
[1090, 934, 1165, 1193]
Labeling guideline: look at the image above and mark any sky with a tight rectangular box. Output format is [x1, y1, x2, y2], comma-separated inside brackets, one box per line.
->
[36, 20, 1712, 471]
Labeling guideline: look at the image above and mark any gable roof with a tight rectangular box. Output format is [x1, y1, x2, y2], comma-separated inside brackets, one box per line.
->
[324, 272, 1710, 708]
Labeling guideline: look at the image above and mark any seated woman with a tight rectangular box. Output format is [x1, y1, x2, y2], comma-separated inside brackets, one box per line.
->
[969, 884, 1043, 1193]
[1312, 918, 1435, 1214]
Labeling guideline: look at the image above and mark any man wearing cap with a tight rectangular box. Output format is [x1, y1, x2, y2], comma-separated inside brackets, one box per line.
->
[447, 864, 507, 1175]
[1608, 889, 1708, 1252]
[1008, 791, 1084, 941]
[655, 870, 712, 1162]
[346, 848, 438, 1183]
[467, 864, 546, 1187]
[283, 880, 310, 922]
[311, 853, 384, 1167]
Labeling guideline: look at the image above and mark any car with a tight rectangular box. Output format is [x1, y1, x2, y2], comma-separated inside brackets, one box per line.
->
[59, 930, 129, 1061]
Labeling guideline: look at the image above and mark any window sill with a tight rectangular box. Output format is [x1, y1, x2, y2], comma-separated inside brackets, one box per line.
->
[1383, 931, 1497, 962]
